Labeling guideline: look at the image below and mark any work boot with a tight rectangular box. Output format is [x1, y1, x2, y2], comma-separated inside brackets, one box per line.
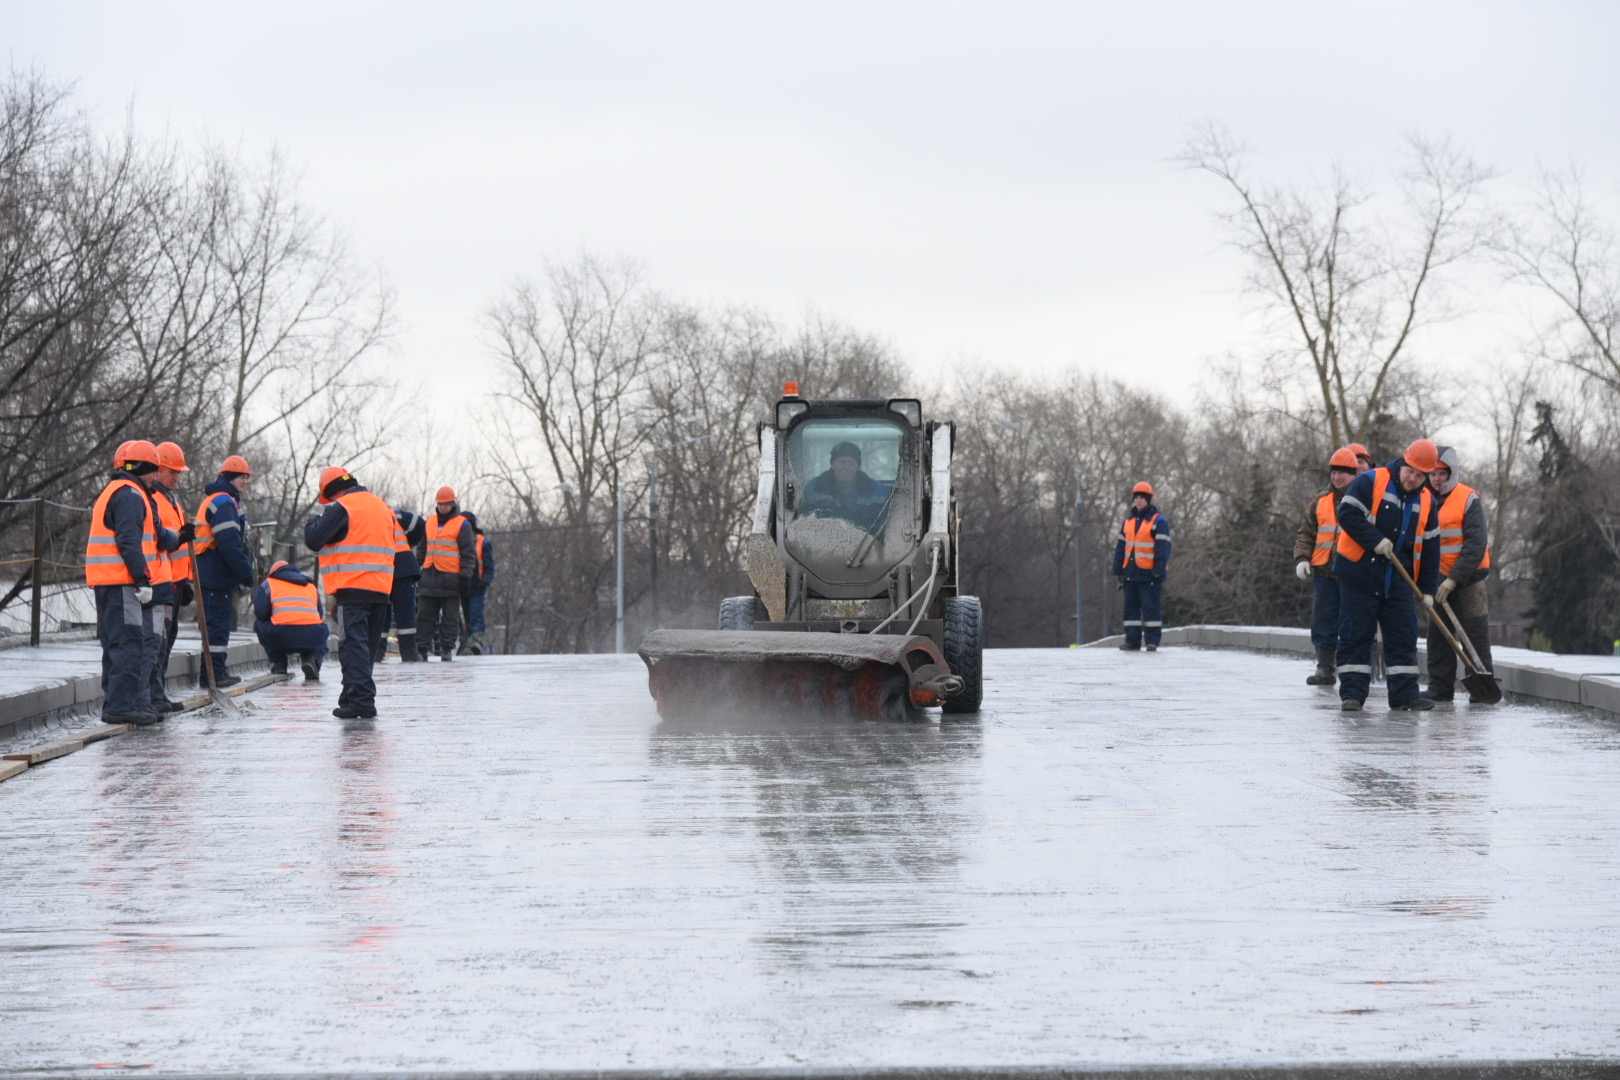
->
[332, 706, 377, 720]
[301, 654, 321, 681]
[440, 649, 455, 662]
[403, 649, 425, 662]
[1119, 641, 1140, 652]
[1426, 685, 1454, 702]
[155, 698, 186, 714]
[1306, 647, 1337, 686]
[1340, 699, 1363, 712]
[270, 658, 289, 676]
[1392, 697, 1436, 711]
[1145, 644, 1157, 652]
[210, 673, 242, 689]
[107, 711, 163, 726]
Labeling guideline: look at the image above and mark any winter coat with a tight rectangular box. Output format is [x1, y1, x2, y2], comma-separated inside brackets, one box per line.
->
[393, 509, 426, 581]
[1113, 503, 1172, 583]
[1293, 487, 1346, 579]
[196, 476, 255, 592]
[416, 503, 475, 597]
[303, 485, 393, 606]
[1331, 458, 1442, 598]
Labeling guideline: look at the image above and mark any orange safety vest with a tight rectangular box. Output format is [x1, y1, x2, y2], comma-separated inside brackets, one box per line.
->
[1311, 492, 1340, 567]
[1436, 482, 1492, 576]
[1336, 467, 1432, 577]
[268, 576, 324, 625]
[425, 513, 468, 573]
[473, 534, 487, 579]
[85, 477, 157, 587]
[154, 487, 190, 583]
[317, 490, 398, 596]
[1120, 513, 1162, 571]
[192, 490, 241, 555]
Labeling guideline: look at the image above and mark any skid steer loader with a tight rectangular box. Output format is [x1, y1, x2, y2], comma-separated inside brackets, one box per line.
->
[638, 387, 983, 720]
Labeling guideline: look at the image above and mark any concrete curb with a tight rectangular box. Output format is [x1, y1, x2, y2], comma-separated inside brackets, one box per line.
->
[1085, 624, 1620, 720]
[0, 637, 270, 743]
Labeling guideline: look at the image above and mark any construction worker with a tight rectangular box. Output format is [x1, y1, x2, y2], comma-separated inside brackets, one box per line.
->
[85, 441, 180, 725]
[252, 560, 328, 681]
[416, 486, 475, 661]
[1113, 481, 1171, 652]
[193, 455, 255, 688]
[378, 507, 427, 662]
[801, 442, 887, 528]
[459, 526, 496, 655]
[1332, 439, 1443, 712]
[1293, 448, 1359, 685]
[1346, 443, 1374, 474]
[305, 467, 400, 719]
[1426, 445, 1495, 702]
[149, 443, 197, 713]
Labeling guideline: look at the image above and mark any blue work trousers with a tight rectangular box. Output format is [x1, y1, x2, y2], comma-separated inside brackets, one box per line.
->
[201, 586, 236, 676]
[1310, 574, 1341, 652]
[255, 620, 329, 668]
[1336, 580, 1421, 706]
[462, 589, 487, 635]
[380, 578, 419, 660]
[96, 585, 155, 717]
[336, 603, 387, 713]
[147, 603, 174, 705]
[1121, 579, 1163, 647]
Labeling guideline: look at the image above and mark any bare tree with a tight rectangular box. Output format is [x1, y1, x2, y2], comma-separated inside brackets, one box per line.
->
[1180, 123, 1494, 449]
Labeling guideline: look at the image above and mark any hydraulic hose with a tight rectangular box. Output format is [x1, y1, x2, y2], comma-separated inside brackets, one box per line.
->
[870, 545, 940, 636]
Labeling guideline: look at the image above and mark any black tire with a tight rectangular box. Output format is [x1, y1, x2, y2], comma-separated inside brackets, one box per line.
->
[719, 595, 760, 631]
[940, 595, 983, 713]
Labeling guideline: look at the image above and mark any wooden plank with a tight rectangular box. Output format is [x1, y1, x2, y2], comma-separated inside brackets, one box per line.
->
[3, 736, 84, 764]
[79, 723, 132, 744]
[0, 759, 26, 782]
[226, 672, 292, 696]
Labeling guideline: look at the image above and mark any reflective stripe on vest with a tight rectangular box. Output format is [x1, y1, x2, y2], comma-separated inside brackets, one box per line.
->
[1120, 513, 1162, 571]
[85, 478, 157, 587]
[155, 488, 189, 583]
[425, 513, 467, 573]
[1336, 468, 1432, 577]
[1311, 492, 1340, 567]
[318, 490, 398, 596]
[268, 576, 324, 626]
[192, 491, 242, 555]
[1437, 483, 1492, 576]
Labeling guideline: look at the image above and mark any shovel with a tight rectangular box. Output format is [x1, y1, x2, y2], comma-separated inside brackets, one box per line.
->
[1439, 598, 1503, 704]
[1387, 555, 1502, 704]
[187, 540, 243, 717]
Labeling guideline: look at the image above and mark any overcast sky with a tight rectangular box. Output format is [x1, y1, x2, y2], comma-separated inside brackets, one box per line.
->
[9, 1, 1620, 410]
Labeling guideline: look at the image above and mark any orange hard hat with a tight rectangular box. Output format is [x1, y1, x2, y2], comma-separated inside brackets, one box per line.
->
[318, 465, 355, 504]
[1132, 481, 1154, 497]
[1346, 442, 1372, 461]
[113, 440, 135, 468]
[220, 454, 252, 476]
[156, 442, 190, 472]
[435, 486, 457, 503]
[120, 440, 160, 469]
[1329, 447, 1359, 470]
[1404, 438, 1441, 473]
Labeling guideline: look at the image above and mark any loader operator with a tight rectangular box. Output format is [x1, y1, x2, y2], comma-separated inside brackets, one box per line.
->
[800, 441, 888, 530]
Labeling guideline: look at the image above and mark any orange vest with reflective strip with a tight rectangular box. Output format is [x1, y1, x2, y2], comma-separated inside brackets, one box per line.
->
[425, 513, 468, 573]
[1120, 513, 1162, 571]
[474, 534, 487, 579]
[317, 490, 397, 596]
[192, 490, 240, 554]
[1436, 483, 1492, 576]
[268, 576, 324, 625]
[85, 477, 157, 587]
[1336, 468, 1432, 577]
[154, 487, 189, 583]
[1311, 492, 1340, 567]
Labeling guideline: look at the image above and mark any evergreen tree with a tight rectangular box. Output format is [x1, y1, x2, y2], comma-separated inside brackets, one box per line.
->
[1527, 403, 1619, 654]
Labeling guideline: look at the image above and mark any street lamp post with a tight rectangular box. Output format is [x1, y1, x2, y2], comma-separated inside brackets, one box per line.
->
[646, 432, 712, 632]
[999, 419, 1085, 645]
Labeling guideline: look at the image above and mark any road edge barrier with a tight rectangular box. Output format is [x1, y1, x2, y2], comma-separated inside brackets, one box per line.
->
[1085, 624, 1620, 720]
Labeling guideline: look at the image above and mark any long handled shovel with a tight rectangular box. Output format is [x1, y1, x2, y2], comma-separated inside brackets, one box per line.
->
[1388, 555, 1502, 704]
[1439, 598, 1503, 704]
[187, 540, 242, 717]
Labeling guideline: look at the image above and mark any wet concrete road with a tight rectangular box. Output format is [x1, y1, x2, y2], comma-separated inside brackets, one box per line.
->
[2, 647, 1618, 1074]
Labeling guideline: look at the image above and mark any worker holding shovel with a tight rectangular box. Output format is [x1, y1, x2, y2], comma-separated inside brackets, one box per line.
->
[1331, 439, 1444, 713]
[1425, 446, 1495, 703]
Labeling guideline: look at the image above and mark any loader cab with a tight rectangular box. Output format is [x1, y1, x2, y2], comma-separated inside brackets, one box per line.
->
[777, 400, 922, 589]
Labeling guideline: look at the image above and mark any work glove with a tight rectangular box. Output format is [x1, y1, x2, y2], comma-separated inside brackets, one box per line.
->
[1422, 593, 1435, 612]
[177, 522, 197, 544]
[133, 585, 153, 605]
[1295, 560, 1312, 581]
[176, 581, 194, 607]
[1435, 578, 1457, 604]
[1373, 537, 1395, 559]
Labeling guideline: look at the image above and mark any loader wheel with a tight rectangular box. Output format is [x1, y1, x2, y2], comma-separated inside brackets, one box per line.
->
[941, 595, 983, 713]
[719, 595, 761, 631]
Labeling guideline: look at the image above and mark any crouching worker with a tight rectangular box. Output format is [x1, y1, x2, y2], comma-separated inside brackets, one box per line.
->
[1332, 439, 1443, 713]
[253, 560, 328, 681]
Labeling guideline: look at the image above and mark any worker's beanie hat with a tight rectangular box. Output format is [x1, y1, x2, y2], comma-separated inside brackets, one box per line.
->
[830, 441, 862, 465]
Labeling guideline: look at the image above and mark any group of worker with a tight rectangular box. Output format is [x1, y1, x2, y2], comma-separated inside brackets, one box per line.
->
[1294, 438, 1494, 711]
[86, 442, 496, 725]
